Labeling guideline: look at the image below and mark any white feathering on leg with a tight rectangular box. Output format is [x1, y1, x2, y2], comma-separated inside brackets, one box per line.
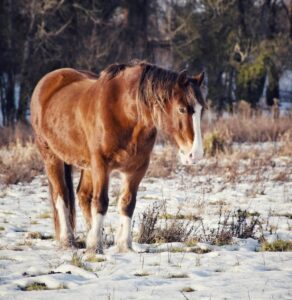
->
[55, 195, 73, 245]
[116, 215, 132, 252]
[86, 208, 104, 252]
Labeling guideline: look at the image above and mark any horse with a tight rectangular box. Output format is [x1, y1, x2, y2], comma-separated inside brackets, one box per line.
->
[30, 60, 206, 253]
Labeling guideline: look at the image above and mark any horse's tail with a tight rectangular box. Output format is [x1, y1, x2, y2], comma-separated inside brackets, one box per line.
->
[64, 163, 76, 231]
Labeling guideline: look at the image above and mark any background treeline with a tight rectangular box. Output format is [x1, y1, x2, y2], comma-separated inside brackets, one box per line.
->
[0, 0, 291, 126]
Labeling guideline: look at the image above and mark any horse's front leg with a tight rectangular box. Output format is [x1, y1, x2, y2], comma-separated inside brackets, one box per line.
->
[116, 160, 149, 252]
[86, 156, 109, 253]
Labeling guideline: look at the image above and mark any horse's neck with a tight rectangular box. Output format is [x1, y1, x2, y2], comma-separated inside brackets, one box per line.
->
[116, 70, 155, 130]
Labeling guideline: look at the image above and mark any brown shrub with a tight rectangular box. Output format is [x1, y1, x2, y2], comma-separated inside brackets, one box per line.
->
[203, 131, 226, 156]
[0, 124, 44, 184]
[202, 114, 292, 143]
[137, 203, 196, 244]
[0, 123, 33, 147]
[199, 208, 264, 245]
[0, 140, 43, 184]
[137, 203, 160, 244]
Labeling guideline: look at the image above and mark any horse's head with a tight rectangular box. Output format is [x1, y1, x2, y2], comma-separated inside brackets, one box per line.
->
[164, 71, 206, 165]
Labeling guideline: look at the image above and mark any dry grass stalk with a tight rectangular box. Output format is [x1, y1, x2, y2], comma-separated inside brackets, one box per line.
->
[0, 123, 44, 184]
[137, 203, 196, 244]
[199, 208, 264, 246]
[203, 114, 292, 143]
[146, 145, 177, 178]
[0, 140, 43, 184]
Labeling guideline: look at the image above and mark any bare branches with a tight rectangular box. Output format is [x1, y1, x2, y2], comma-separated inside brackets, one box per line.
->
[38, 18, 72, 39]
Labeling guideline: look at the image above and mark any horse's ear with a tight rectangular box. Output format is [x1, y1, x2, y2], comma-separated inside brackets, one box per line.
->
[177, 70, 188, 87]
[194, 71, 205, 86]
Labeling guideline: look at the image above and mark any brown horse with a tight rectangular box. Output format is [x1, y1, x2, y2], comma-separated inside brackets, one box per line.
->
[30, 60, 206, 253]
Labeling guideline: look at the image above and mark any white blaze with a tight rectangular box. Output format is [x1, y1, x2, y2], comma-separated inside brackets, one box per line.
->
[178, 103, 204, 164]
[191, 103, 204, 160]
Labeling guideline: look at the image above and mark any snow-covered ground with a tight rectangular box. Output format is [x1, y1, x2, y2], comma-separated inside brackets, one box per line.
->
[0, 144, 292, 300]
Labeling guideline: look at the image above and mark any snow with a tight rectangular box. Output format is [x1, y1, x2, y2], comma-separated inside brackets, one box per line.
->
[0, 144, 292, 300]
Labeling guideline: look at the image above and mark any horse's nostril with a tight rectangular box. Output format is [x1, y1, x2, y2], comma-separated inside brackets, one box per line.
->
[189, 153, 193, 158]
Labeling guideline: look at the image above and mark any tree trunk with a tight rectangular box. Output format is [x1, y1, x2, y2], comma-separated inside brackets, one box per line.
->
[17, 0, 36, 123]
[6, 71, 16, 126]
[0, 75, 7, 126]
[17, 38, 31, 123]
[124, 0, 150, 60]
[5, 0, 16, 126]
[266, 62, 280, 106]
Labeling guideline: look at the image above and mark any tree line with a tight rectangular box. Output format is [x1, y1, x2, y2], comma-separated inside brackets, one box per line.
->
[0, 0, 291, 126]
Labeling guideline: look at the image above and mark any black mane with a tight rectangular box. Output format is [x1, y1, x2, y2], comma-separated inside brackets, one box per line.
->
[104, 60, 205, 108]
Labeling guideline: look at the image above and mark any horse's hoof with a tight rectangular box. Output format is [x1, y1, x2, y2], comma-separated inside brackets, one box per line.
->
[59, 236, 76, 249]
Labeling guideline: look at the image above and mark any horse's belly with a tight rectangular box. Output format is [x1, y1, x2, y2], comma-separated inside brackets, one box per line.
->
[42, 122, 90, 168]
[39, 94, 91, 167]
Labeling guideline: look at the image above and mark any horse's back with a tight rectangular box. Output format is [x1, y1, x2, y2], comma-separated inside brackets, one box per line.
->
[30, 68, 95, 128]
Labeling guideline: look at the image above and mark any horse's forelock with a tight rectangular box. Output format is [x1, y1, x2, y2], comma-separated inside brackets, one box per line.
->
[138, 64, 178, 107]
[187, 80, 206, 110]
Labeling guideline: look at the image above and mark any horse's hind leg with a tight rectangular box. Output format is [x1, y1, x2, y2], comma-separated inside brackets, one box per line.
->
[36, 138, 75, 247]
[45, 158, 75, 247]
[117, 160, 150, 252]
[77, 169, 93, 232]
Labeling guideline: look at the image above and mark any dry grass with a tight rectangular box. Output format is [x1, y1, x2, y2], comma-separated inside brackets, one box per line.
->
[203, 114, 292, 143]
[19, 282, 67, 291]
[134, 272, 150, 277]
[85, 254, 106, 263]
[203, 131, 226, 156]
[167, 273, 188, 279]
[0, 123, 33, 147]
[0, 113, 291, 184]
[20, 282, 48, 291]
[137, 203, 160, 244]
[0, 140, 43, 184]
[198, 208, 264, 246]
[137, 203, 196, 244]
[70, 253, 93, 271]
[261, 240, 292, 252]
[37, 212, 51, 219]
[160, 212, 201, 221]
[147, 146, 177, 178]
[145, 114, 292, 181]
[0, 124, 43, 184]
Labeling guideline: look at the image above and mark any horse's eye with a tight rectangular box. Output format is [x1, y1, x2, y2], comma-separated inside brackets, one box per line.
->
[178, 106, 187, 114]
[189, 106, 195, 114]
